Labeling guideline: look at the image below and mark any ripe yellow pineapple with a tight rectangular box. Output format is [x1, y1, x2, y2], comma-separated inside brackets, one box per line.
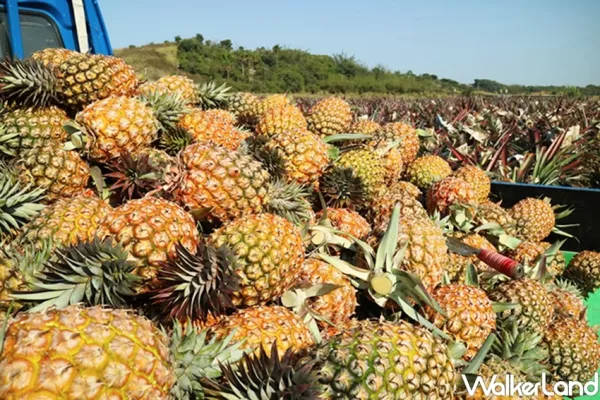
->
[96, 196, 200, 287]
[264, 128, 329, 185]
[171, 142, 271, 223]
[564, 250, 600, 295]
[208, 305, 314, 357]
[30, 47, 77, 66]
[474, 201, 518, 237]
[203, 108, 237, 125]
[15, 142, 90, 202]
[208, 213, 305, 307]
[0, 106, 69, 157]
[425, 283, 496, 360]
[138, 75, 198, 104]
[315, 208, 371, 240]
[226, 91, 259, 125]
[0, 305, 175, 399]
[549, 286, 586, 319]
[370, 144, 405, 183]
[426, 176, 478, 215]
[297, 258, 357, 326]
[453, 164, 491, 202]
[349, 119, 381, 135]
[367, 185, 428, 235]
[305, 97, 353, 137]
[406, 154, 452, 190]
[22, 189, 111, 249]
[249, 93, 293, 124]
[372, 121, 420, 164]
[73, 96, 158, 162]
[177, 108, 248, 150]
[255, 104, 307, 136]
[510, 198, 555, 242]
[333, 148, 387, 198]
[506, 241, 566, 278]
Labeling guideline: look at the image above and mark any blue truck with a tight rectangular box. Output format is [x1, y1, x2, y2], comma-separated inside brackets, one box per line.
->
[0, 0, 111, 60]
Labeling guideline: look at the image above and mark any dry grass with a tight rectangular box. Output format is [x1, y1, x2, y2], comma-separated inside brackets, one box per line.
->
[114, 43, 179, 81]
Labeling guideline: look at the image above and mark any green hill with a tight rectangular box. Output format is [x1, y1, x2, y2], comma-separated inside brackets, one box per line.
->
[114, 43, 180, 81]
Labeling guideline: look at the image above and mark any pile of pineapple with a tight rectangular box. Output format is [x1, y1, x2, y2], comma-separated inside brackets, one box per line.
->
[0, 48, 598, 399]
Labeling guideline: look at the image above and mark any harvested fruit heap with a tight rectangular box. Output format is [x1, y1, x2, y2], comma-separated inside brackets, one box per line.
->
[0, 49, 598, 400]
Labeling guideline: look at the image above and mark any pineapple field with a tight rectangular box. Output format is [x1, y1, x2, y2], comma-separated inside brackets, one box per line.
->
[0, 48, 598, 399]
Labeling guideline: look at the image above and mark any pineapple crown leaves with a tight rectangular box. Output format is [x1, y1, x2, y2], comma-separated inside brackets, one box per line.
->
[201, 341, 323, 400]
[151, 241, 239, 322]
[1, 235, 54, 278]
[137, 90, 191, 132]
[551, 277, 584, 299]
[12, 237, 140, 312]
[104, 151, 162, 202]
[159, 125, 195, 156]
[0, 127, 21, 157]
[0, 59, 59, 108]
[0, 174, 46, 240]
[241, 135, 287, 178]
[168, 321, 248, 400]
[317, 166, 366, 210]
[196, 81, 232, 110]
[458, 333, 497, 391]
[264, 179, 314, 227]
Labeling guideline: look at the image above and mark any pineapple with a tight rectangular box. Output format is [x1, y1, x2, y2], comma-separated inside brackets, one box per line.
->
[208, 213, 305, 307]
[305, 97, 353, 137]
[333, 148, 387, 198]
[453, 164, 491, 202]
[177, 108, 248, 150]
[405, 154, 452, 190]
[473, 201, 518, 237]
[263, 128, 329, 186]
[510, 198, 555, 242]
[255, 104, 308, 136]
[0, 305, 246, 399]
[96, 196, 200, 287]
[15, 142, 90, 202]
[204, 109, 237, 125]
[226, 91, 259, 125]
[505, 241, 566, 278]
[105, 151, 166, 202]
[318, 166, 367, 210]
[0, 174, 45, 241]
[446, 233, 497, 281]
[548, 280, 586, 319]
[370, 144, 404, 183]
[0, 106, 69, 157]
[313, 319, 456, 398]
[372, 121, 420, 164]
[71, 96, 159, 163]
[138, 75, 198, 104]
[208, 305, 314, 357]
[349, 119, 381, 135]
[425, 283, 496, 360]
[22, 189, 111, 248]
[564, 250, 600, 295]
[487, 278, 553, 336]
[30, 47, 76, 66]
[426, 176, 477, 215]
[171, 142, 271, 223]
[395, 180, 423, 199]
[316, 208, 371, 240]
[0, 53, 139, 109]
[543, 314, 600, 392]
[249, 93, 293, 123]
[296, 258, 357, 326]
[367, 184, 428, 235]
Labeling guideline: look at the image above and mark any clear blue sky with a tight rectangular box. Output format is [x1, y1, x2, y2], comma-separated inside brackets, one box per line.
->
[101, 0, 599, 86]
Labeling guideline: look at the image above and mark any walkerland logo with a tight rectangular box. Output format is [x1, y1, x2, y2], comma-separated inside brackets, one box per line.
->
[462, 373, 599, 397]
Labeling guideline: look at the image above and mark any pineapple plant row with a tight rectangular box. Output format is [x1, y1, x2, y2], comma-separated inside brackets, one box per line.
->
[0, 48, 597, 399]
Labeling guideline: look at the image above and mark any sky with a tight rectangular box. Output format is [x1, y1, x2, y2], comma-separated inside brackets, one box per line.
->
[100, 0, 600, 86]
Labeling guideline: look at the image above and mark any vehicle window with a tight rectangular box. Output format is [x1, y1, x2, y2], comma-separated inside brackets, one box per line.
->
[0, 10, 63, 59]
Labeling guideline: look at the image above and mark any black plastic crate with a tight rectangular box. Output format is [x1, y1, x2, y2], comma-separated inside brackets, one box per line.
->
[490, 182, 600, 252]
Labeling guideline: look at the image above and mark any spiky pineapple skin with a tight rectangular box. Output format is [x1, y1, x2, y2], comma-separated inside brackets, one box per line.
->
[30, 47, 77, 67]
[474, 201, 518, 237]
[543, 315, 600, 387]
[564, 250, 600, 295]
[264, 128, 329, 185]
[0, 305, 175, 399]
[138, 75, 198, 105]
[250, 94, 292, 124]
[314, 319, 456, 399]
[334, 149, 387, 198]
[406, 155, 452, 190]
[172, 142, 271, 222]
[510, 198, 555, 242]
[22, 189, 111, 248]
[209, 305, 314, 357]
[209, 213, 305, 307]
[177, 109, 247, 150]
[425, 284, 496, 360]
[349, 119, 381, 135]
[298, 258, 357, 326]
[426, 176, 477, 215]
[549, 288, 586, 319]
[255, 104, 308, 136]
[15, 143, 90, 202]
[506, 241, 565, 278]
[0, 106, 69, 156]
[76, 96, 158, 162]
[488, 278, 553, 336]
[372, 121, 420, 164]
[56, 53, 139, 108]
[96, 197, 200, 286]
[316, 208, 371, 240]
[306, 97, 353, 137]
[367, 185, 428, 236]
[453, 165, 491, 202]
[227, 92, 259, 125]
